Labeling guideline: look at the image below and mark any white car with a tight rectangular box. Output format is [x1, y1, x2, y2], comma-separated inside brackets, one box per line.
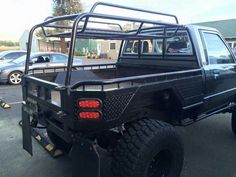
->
[0, 52, 82, 85]
[0, 50, 27, 63]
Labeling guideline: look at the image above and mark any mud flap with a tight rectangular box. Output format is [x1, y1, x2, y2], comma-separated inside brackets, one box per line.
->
[22, 104, 33, 155]
[70, 140, 102, 177]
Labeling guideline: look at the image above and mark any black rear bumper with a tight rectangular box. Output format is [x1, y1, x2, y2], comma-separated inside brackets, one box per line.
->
[22, 103, 111, 177]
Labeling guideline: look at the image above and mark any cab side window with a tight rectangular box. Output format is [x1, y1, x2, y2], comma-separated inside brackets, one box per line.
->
[203, 32, 234, 64]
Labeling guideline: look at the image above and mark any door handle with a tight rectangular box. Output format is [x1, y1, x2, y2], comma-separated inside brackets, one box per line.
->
[213, 70, 220, 79]
[213, 70, 220, 74]
[214, 73, 220, 79]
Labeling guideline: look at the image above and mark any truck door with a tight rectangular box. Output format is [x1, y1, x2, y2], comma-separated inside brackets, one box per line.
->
[201, 30, 236, 110]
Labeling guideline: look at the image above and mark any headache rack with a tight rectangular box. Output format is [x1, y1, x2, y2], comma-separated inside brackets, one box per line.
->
[25, 1, 186, 87]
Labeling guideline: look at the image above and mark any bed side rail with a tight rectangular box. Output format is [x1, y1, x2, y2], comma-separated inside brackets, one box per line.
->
[28, 63, 117, 75]
[71, 69, 202, 91]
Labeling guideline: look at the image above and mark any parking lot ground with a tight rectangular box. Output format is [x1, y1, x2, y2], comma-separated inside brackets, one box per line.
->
[1, 59, 236, 177]
[1, 85, 236, 177]
[0, 85, 72, 177]
[179, 115, 236, 177]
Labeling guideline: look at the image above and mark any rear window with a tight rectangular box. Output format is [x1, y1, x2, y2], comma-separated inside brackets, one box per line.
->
[123, 30, 193, 56]
[165, 31, 193, 55]
[124, 39, 163, 55]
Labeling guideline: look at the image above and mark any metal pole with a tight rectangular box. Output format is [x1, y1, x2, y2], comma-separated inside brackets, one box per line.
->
[24, 25, 40, 74]
[90, 1, 179, 24]
[65, 14, 87, 86]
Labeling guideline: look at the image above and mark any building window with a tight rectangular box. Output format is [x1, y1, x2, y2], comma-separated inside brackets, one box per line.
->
[110, 43, 116, 50]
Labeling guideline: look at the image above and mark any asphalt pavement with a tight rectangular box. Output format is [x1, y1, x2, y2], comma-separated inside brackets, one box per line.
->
[1, 59, 236, 177]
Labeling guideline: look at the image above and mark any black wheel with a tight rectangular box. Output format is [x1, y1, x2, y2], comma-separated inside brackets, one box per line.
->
[111, 119, 184, 177]
[231, 110, 236, 135]
[47, 129, 72, 153]
[8, 71, 22, 85]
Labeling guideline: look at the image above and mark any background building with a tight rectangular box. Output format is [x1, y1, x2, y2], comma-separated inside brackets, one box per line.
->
[19, 30, 121, 59]
[96, 40, 121, 59]
[193, 19, 236, 49]
[19, 30, 38, 52]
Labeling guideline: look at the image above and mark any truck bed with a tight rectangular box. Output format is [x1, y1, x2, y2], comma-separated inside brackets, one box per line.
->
[28, 63, 201, 109]
[35, 64, 180, 86]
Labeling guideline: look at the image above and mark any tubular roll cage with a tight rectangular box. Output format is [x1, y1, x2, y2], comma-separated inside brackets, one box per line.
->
[25, 1, 185, 86]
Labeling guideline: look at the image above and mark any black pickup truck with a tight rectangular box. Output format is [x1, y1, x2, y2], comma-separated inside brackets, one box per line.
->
[21, 2, 236, 177]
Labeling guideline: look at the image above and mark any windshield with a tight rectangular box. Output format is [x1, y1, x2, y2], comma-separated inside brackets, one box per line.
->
[12, 55, 26, 64]
[0, 51, 9, 58]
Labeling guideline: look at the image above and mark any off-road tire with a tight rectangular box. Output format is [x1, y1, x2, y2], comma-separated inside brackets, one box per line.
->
[111, 119, 184, 177]
[47, 129, 72, 153]
[231, 110, 236, 135]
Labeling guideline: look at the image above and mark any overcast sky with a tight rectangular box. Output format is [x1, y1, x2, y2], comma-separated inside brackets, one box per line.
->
[0, 0, 236, 42]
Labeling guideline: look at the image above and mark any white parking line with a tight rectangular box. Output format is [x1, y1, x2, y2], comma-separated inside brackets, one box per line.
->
[8, 101, 23, 105]
[0, 86, 20, 90]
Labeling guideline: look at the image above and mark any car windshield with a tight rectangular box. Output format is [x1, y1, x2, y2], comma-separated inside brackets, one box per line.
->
[12, 55, 27, 64]
[0, 51, 9, 58]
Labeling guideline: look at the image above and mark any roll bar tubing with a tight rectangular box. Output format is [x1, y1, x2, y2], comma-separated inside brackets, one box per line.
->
[24, 2, 182, 86]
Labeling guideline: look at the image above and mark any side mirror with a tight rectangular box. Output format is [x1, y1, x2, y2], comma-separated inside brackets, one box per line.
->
[0, 57, 4, 60]
[29, 61, 33, 65]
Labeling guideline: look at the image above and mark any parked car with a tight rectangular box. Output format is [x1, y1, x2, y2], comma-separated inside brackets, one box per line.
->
[0, 50, 26, 63]
[0, 52, 82, 85]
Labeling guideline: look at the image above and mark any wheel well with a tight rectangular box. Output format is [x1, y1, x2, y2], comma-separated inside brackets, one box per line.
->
[8, 70, 23, 78]
[111, 119, 184, 177]
[145, 89, 182, 124]
[9, 70, 23, 75]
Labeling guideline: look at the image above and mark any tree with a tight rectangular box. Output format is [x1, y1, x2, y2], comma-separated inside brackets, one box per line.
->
[52, 0, 83, 16]
[52, 0, 83, 53]
[0, 40, 19, 47]
[36, 29, 53, 41]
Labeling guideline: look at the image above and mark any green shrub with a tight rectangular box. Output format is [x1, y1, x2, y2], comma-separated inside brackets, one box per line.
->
[75, 50, 84, 56]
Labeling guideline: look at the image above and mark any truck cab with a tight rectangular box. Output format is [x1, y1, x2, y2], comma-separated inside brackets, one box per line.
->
[189, 25, 236, 112]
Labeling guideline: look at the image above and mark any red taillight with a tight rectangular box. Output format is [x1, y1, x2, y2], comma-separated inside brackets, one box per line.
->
[76, 99, 102, 120]
[77, 100, 101, 109]
[79, 112, 100, 120]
